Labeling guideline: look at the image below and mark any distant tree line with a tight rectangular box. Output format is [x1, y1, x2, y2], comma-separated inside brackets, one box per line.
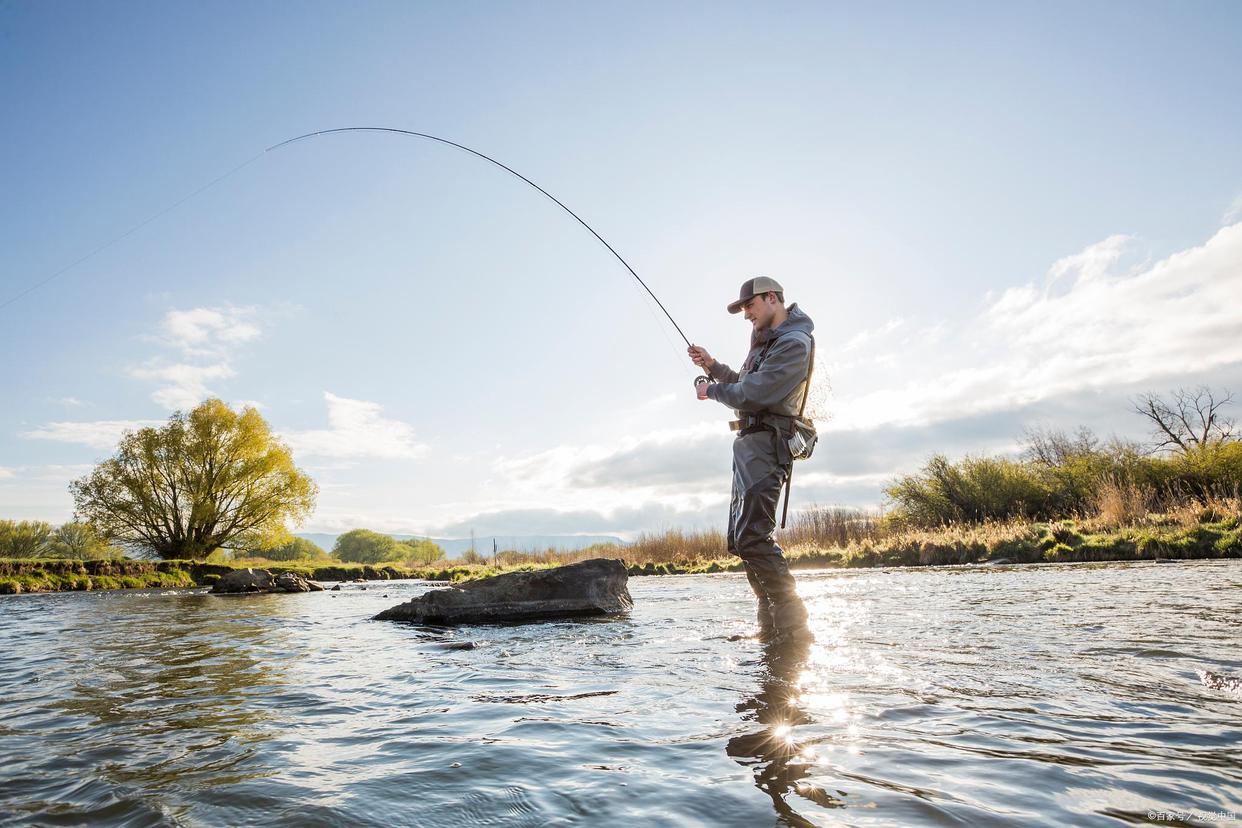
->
[886, 386, 1241, 527]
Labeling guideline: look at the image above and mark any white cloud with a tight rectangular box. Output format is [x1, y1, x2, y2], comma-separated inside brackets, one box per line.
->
[55, 397, 85, 407]
[494, 422, 726, 493]
[130, 305, 262, 410]
[127, 361, 236, 410]
[0, 466, 15, 479]
[20, 420, 161, 450]
[836, 222, 1242, 430]
[161, 306, 260, 357]
[282, 392, 427, 460]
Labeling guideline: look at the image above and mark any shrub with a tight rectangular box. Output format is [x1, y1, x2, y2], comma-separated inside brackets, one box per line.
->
[244, 537, 328, 561]
[333, 529, 406, 564]
[0, 520, 55, 558]
[885, 455, 1052, 527]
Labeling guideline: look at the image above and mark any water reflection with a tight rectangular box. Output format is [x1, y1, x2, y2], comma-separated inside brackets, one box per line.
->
[27, 594, 300, 805]
[727, 640, 846, 826]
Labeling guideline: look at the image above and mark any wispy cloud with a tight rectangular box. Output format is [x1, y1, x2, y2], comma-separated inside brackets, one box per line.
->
[283, 392, 427, 460]
[160, 306, 260, 357]
[20, 419, 161, 450]
[0, 466, 15, 480]
[418, 500, 718, 539]
[130, 305, 261, 410]
[836, 222, 1242, 430]
[494, 422, 726, 493]
[127, 361, 236, 410]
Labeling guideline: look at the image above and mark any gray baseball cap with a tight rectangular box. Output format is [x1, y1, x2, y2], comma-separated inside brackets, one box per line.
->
[727, 276, 784, 314]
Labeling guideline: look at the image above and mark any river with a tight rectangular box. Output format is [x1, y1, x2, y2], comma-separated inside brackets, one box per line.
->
[2, 560, 1240, 827]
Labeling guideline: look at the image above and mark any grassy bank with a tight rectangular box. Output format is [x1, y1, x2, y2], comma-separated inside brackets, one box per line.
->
[0, 557, 570, 594]
[0, 559, 415, 595]
[5, 513, 1238, 595]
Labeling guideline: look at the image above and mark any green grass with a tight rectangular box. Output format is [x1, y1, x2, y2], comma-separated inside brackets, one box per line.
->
[2, 517, 1238, 595]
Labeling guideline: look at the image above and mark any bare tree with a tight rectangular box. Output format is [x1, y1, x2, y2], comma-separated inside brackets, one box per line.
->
[1021, 425, 1099, 467]
[1132, 386, 1236, 454]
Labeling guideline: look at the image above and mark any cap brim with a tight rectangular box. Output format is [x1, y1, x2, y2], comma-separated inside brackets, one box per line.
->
[727, 297, 748, 314]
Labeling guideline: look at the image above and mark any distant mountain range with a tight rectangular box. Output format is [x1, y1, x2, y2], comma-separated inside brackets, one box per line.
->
[295, 532, 626, 558]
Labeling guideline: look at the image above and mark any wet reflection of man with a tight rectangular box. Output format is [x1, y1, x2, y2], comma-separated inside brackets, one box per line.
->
[727, 640, 844, 825]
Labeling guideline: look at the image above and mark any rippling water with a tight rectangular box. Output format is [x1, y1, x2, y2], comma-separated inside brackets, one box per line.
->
[2, 560, 1241, 827]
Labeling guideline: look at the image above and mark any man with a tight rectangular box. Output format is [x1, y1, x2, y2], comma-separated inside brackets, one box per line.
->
[688, 276, 814, 646]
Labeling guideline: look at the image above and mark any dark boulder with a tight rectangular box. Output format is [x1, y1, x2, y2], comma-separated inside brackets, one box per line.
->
[374, 558, 632, 624]
[211, 568, 324, 594]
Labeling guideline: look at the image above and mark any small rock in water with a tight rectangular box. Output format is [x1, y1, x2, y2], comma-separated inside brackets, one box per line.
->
[434, 641, 477, 650]
[330, 584, 342, 591]
[450, 762, 461, 768]
[211, 568, 324, 594]
[374, 558, 632, 625]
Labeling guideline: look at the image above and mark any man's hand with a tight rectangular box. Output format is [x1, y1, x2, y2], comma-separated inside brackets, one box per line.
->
[695, 377, 710, 401]
[688, 344, 715, 371]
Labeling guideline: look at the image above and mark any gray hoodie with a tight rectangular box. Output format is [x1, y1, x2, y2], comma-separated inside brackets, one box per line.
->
[705, 303, 814, 416]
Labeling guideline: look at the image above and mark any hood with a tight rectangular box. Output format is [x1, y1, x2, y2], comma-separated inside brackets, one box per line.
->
[752, 302, 814, 347]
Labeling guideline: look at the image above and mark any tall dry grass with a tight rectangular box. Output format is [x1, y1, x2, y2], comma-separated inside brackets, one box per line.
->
[778, 505, 882, 549]
[1092, 476, 1154, 529]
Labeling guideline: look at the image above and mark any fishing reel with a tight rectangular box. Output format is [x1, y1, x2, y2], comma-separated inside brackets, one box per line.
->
[694, 375, 713, 393]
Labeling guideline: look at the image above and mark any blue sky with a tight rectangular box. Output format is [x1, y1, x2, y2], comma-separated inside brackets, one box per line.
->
[2, 1, 1241, 538]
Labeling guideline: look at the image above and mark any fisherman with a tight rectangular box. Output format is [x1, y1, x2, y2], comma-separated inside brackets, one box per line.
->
[688, 277, 815, 646]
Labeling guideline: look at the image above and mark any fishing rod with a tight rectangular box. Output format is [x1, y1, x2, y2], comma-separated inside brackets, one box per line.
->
[269, 127, 697, 355]
[5, 126, 709, 384]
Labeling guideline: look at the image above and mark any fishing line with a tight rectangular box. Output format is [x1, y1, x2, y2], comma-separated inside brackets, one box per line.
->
[5, 127, 700, 363]
[0, 151, 267, 311]
[265, 127, 695, 349]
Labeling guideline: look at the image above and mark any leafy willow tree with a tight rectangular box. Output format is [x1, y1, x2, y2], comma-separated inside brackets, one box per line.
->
[243, 536, 328, 561]
[47, 522, 123, 559]
[0, 520, 122, 559]
[70, 399, 317, 560]
[0, 520, 54, 558]
[399, 537, 445, 564]
[331, 531, 445, 564]
[333, 529, 405, 564]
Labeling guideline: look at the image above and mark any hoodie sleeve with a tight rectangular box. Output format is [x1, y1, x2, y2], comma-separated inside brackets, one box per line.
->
[707, 361, 740, 383]
[706, 333, 809, 412]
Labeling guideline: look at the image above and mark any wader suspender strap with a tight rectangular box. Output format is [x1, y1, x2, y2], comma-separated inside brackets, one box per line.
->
[779, 335, 815, 529]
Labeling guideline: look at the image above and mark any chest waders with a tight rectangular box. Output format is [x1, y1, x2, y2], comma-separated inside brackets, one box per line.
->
[725, 332, 817, 528]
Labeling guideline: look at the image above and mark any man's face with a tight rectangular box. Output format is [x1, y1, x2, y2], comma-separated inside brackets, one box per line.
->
[741, 293, 776, 329]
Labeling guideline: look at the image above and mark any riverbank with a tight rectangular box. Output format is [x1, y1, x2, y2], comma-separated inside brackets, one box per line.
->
[2, 516, 1238, 594]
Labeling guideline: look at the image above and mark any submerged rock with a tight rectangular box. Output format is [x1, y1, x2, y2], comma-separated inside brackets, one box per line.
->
[211, 568, 324, 594]
[374, 558, 632, 625]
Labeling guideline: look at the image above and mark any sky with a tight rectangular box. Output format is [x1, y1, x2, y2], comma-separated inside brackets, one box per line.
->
[2, 1, 1241, 540]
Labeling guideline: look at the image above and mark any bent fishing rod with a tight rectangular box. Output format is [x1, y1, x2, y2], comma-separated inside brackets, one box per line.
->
[6, 126, 712, 384]
[270, 127, 697, 354]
